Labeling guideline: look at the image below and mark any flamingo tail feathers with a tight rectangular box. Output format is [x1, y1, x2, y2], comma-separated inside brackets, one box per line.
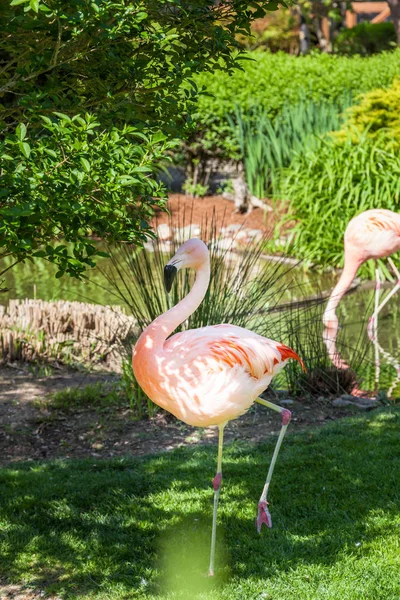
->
[277, 344, 306, 372]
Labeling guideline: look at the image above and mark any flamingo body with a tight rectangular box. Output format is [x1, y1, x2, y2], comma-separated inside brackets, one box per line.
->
[133, 323, 299, 427]
[344, 209, 400, 263]
[132, 237, 303, 575]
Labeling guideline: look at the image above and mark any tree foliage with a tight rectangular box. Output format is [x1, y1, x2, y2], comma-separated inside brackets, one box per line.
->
[1, 0, 283, 133]
[1, 0, 282, 280]
[0, 113, 173, 279]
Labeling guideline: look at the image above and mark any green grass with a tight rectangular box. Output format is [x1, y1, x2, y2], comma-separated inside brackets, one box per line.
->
[1, 409, 400, 599]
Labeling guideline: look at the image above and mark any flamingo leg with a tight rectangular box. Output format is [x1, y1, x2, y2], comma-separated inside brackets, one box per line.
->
[369, 261, 400, 335]
[370, 278, 400, 323]
[254, 397, 291, 532]
[372, 268, 381, 389]
[209, 422, 226, 577]
[368, 263, 400, 388]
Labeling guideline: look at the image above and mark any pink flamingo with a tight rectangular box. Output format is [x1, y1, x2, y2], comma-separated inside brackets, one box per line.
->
[323, 209, 400, 387]
[132, 238, 304, 576]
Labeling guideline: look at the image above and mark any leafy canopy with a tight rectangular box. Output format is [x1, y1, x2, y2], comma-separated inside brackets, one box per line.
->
[0, 113, 173, 279]
[1, 0, 283, 280]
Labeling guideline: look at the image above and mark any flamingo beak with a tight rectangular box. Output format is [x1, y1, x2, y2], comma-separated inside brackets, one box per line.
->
[164, 264, 177, 293]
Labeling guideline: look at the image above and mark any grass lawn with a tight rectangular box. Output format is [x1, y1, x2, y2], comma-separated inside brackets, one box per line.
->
[1, 408, 399, 599]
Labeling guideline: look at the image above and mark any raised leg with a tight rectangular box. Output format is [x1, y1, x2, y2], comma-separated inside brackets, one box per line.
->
[254, 397, 291, 532]
[209, 422, 226, 577]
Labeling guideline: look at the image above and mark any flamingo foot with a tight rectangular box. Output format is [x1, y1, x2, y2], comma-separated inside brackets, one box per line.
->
[256, 500, 272, 532]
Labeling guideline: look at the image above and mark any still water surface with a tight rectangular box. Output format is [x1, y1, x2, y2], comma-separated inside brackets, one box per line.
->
[2, 253, 399, 395]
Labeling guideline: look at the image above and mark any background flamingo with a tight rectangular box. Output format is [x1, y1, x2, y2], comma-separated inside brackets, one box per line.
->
[323, 209, 400, 385]
[132, 238, 304, 576]
[323, 209, 400, 329]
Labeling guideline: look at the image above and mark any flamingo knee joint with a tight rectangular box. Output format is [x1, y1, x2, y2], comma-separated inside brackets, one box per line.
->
[213, 472, 222, 491]
[282, 409, 291, 426]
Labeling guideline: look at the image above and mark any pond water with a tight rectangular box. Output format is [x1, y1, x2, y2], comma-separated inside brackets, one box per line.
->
[1, 252, 399, 396]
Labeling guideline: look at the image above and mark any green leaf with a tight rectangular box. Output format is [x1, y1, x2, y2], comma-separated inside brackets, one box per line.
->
[117, 176, 140, 186]
[18, 141, 31, 158]
[55, 270, 64, 279]
[53, 112, 72, 122]
[30, 0, 39, 12]
[16, 123, 27, 141]
[152, 132, 166, 143]
[80, 157, 91, 173]
[10, 0, 29, 5]
[44, 148, 58, 158]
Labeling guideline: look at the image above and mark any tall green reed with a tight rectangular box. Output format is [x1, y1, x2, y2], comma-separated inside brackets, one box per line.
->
[227, 95, 351, 199]
[281, 129, 400, 278]
[98, 206, 298, 337]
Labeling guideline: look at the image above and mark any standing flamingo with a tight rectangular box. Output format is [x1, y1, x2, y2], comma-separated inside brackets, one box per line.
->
[323, 209, 400, 387]
[132, 238, 304, 576]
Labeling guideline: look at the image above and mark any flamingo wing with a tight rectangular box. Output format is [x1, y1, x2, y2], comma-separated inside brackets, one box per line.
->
[165, 324, 304, 381]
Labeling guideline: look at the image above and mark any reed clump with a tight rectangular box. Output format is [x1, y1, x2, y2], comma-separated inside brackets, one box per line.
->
[0, 299, 136, 369]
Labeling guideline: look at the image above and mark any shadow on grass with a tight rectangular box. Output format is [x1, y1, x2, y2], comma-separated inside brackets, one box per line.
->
[0, 408, 399, 598]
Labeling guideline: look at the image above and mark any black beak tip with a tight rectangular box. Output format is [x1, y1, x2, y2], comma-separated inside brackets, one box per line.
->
[164, 264, 177, 293]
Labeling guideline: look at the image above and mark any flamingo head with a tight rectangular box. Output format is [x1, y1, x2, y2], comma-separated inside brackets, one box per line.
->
[164, 238, 209, 292]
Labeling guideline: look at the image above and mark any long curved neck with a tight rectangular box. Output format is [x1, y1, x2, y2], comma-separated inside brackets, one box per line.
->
[324, 255, 361, 322]
[146, 259, 210, 346]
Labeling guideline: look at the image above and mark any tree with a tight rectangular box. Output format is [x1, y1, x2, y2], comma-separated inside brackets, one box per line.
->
[0, 113, 173, 280]
[0, 0, 283, 282]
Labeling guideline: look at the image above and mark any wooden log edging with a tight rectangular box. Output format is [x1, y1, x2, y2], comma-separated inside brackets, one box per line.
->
[0, 299, 137, 369]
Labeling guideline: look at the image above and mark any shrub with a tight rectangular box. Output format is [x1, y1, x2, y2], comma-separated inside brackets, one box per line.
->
[184, 49, 400, 169]
[0, 114, 173, 280]
[334, 22, 397, 56]
[338, 78, 400, 140]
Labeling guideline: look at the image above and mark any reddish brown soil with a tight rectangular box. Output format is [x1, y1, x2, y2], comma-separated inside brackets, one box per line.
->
[153, 193, 281, 234]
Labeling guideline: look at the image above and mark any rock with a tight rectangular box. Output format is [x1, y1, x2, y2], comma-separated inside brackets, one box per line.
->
[246, 228, 263, 242]
[210, 238, 237, 252]
[173, 224, 201, 242]
[332, 398, 353, 407]
[340, 394, 377, 406]
[280, 399, 294, 406]
[157, 223, 171, 241]
[225, 224, 242, 233]
[235, 230, 248, 240]
[144, 239, 171, 253]
[332, 395, 378, 411]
